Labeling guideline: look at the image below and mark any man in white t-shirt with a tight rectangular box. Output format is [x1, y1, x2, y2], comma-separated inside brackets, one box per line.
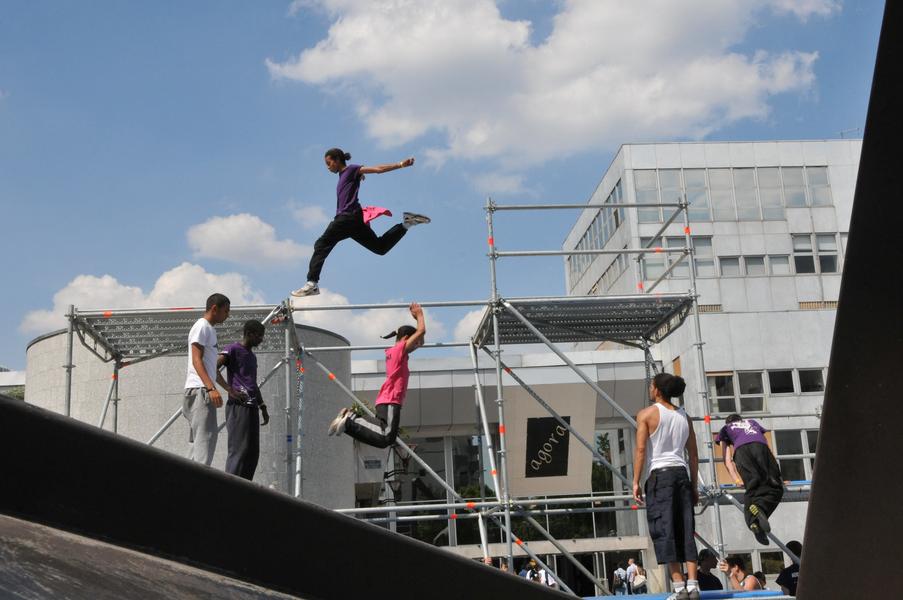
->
[626, 558, 638, 593]
[183, 293, 230, 465]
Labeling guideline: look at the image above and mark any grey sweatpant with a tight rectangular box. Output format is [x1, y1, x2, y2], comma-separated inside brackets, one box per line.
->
[183, 387, 218, 466]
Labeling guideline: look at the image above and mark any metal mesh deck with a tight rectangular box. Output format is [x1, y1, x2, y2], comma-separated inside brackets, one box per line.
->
[73, 305, 290, 361]
[473, 294, 695, 347]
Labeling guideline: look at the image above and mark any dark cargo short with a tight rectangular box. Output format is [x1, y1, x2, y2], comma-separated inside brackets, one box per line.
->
[645, 466, 698, 564]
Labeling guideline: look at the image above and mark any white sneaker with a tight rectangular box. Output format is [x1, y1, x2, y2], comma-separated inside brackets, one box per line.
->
[403, 212, 431, 227]
[327, 408, 351, 436]
[291, 281, 320, 297]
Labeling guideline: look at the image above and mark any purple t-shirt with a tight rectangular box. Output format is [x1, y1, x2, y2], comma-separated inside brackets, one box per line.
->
[220, 342, 261, 406]
[336, 164, 363, 215]
[716, 419, 768, 449]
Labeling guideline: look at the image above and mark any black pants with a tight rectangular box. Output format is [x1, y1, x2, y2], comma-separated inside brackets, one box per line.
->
[344, 403, 401, 449]
[734, 443, 784, 525]
[306, 209, 406, 282]
[225, 401, 260, 481]
[645, 467, 697, 564]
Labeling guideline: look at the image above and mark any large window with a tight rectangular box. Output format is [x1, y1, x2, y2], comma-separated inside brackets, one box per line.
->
[774, 429, 819, 481]
[807, 167, 833, 206]
[641, 236, 713, 281]
[569, 180, 626, 283]
[685, 168, 710, 220]
[758, 167, 784, 220]
[734, 168, 759, 220]
[708, 371, 765, 414]
[709, 168, 735, 221]
[635, 170, 662, 223]
[792, 233, 839, 274]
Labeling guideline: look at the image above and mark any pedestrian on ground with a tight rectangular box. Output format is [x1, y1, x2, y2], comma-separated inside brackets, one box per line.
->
[217, 319, 269, 480]
[523, 559, 541, 583]
[716, 413, 784, 545]
[613, 562, 629, 595]
[631, 564, 648, 594]
[327, 303, 425, 445]
[775, 541, 802, 596]
[182, 293, 230, 465]
[626, 557, 638, 593]
[696, 548, 724, 591]
[292, 148, 430, 298]
[633, 372, 700, 600]
[718, 555, 763, 591]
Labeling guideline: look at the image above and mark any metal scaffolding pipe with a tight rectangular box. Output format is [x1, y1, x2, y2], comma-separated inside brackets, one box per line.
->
[501, 300, 638, 427]
[148, 407, 182, 446]
[468, 342, 503, 498]
[64, 305, 75, 417]
[359, 503, 645, 524]
[305, 341, 471, 352]
[77, 304, 282, 317]
[96, 370, 118, 430]
[486, 200, 515, 566]
[337, 493, 636, 515]
[291, 299, 488, 312]
[490, 202, 682, 211]
[495, 248, 688, 258]
[680, 199, 727, 558]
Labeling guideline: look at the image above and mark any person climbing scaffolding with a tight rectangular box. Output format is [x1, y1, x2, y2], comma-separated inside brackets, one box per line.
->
[291, 148, 430, 298]
[716, 413, 784, 545]
[326, 302, 425, 446]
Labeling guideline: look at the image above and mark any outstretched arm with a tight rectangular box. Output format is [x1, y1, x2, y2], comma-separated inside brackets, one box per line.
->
[404, 302, 426, 353]
[360, 157, 415, 175]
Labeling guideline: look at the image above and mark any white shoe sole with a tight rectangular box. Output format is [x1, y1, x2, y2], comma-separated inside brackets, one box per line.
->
[291, 287, 320, 298]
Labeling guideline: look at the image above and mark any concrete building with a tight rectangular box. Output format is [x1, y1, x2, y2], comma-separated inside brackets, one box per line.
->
[561, 139, 858, 584]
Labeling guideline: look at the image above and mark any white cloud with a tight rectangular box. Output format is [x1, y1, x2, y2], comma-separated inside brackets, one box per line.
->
[288, 202, 331, 230]
[269, 0, 834, 168]
[468, 171, 533, 198]
[453, 308, 486, 342]
[21, 263, 265, 334]
[187, 213, 311, 267]
[292, 288, 448, 346]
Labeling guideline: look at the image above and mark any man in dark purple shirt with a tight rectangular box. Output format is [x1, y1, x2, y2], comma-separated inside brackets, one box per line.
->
[291, 147, 431, 298]
[217, 320, 268, 481]
[716, 414, 784, 545]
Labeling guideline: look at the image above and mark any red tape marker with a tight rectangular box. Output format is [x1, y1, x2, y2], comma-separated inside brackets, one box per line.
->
[328, 373, 336, 381]
[466, 501, 476, 510]
[449, 513, 458, 520]
[103, 311, 113, 318]
[488, 236, 494, 246]
[684, 226, 691, 234]
[498, 425, 506, 434]
[704, 415, 712, 424]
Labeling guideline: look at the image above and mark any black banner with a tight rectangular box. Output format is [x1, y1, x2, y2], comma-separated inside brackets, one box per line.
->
[525, 416, 571, 478]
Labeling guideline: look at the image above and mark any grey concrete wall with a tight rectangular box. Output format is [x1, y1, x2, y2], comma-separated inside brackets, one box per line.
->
[25, 324, 353, 509]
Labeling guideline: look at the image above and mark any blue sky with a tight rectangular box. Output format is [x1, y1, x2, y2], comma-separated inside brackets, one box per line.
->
[0, 1, 884, 370]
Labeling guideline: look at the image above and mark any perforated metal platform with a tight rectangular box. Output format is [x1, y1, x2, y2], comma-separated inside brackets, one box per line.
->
[472, 294, 695, 347]
[72, 304, 291, 362]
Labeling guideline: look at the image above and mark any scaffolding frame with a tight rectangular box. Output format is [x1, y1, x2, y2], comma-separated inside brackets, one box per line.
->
[56, 198, 808, 595]
[285, 197, 815, 596]
[62, 301, 310, 496]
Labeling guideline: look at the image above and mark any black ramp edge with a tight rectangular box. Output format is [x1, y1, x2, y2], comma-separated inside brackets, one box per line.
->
[798, 2, 903, 599]
[0, 397, 567, 600]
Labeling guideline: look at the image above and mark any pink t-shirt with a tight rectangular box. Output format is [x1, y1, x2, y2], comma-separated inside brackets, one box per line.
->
[375, 339, 410, 406]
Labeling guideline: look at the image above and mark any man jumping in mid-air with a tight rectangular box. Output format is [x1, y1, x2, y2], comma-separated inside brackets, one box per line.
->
[292, 148, 430, 298]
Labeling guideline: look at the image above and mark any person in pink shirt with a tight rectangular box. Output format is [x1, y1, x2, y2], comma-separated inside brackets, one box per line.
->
[327, 302, 425, 446]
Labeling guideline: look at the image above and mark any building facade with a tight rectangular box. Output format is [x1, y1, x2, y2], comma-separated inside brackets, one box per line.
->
[562, 139, 859, 581]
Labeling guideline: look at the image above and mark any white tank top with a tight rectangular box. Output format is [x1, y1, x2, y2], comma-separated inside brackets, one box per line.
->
[645, 403, 689, 477]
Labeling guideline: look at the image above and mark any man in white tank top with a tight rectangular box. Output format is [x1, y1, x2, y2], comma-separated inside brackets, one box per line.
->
[632, 373, 701, 600]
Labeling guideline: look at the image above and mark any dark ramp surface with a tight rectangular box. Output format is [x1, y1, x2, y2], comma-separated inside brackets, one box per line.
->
[0, 397, 566, 600]
[0, 515, 304, 600]
[799, 2, 903, 599]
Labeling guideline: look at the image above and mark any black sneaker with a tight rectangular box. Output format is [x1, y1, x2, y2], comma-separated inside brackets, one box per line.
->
[748, 503, 772, 533]
[403, 212, 431, 227]
[750, 522, 770, 545]
[687, 588, 701, 600]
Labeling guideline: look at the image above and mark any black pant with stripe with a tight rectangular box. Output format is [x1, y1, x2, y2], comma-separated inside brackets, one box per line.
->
[734, 442, 784, 525]
[345, 403, 402, 448]
[306, 209, 407, 282]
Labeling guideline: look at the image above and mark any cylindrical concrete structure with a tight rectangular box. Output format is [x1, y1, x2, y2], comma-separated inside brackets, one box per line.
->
[25, 323, 353, 509]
